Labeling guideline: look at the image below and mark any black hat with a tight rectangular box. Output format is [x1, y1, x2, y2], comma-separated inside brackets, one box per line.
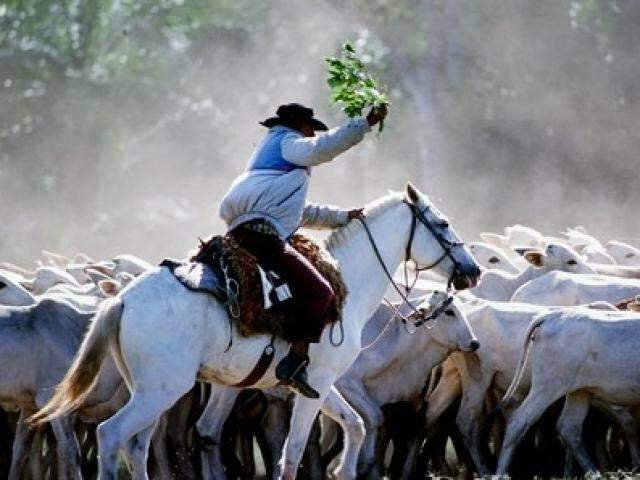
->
[260, 103, 328, 131]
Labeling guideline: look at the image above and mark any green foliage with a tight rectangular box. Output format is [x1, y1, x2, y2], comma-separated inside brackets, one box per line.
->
[326, 42, 388, 131]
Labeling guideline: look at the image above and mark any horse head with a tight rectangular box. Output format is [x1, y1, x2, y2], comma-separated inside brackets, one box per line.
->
[404, 183, 481, 290]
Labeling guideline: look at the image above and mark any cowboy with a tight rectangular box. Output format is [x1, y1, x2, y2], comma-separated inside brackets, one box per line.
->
[219, 102, 387, 398]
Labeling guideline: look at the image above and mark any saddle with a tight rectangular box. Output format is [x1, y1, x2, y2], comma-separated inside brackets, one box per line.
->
[161, 234, 347, 342]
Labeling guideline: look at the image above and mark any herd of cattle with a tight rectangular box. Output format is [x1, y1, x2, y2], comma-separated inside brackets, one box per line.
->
[2, 224, 640, 479]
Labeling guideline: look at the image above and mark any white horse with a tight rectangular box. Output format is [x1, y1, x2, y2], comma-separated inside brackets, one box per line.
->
[33, 183, 481, 480]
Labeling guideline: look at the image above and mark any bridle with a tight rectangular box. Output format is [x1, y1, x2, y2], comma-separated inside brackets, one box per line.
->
[405, 202, 466, 290]
[357, 200, 467, 332]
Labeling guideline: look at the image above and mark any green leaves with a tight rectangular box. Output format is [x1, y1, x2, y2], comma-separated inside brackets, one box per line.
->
[326, 42, 388, 131]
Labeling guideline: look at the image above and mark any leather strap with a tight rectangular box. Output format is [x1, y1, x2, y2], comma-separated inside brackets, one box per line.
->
[233, 336, 276, 387]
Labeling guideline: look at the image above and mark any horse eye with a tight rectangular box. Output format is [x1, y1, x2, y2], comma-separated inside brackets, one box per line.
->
[444, 310, 455, 317]
[567, 259, 578, 265]
[488, 256, 500, 264]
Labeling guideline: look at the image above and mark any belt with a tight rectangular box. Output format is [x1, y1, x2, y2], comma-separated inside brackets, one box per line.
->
[236, 219, 280, 237]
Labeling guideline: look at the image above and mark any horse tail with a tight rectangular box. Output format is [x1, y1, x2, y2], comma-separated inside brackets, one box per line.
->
[29, 298, 123, 425]
[501, 313, 546, 407]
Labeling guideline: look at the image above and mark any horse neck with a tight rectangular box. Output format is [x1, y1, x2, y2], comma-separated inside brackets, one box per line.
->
[330, 203, 411, 333]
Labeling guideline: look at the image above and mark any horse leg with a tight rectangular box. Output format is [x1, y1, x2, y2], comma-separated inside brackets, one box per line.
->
[97, 389, 189, 480]
[319, 386, 365, 480]
[8, 410, 36, 480]
[335, 381, 383, 478]
[122, 423, 156, 480]
[49, 415, 82, 480]
[276, 383, 335, 480]
[195, 383, 240, 480]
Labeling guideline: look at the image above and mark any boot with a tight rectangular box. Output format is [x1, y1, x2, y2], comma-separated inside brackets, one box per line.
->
[276, 347, 320, 399]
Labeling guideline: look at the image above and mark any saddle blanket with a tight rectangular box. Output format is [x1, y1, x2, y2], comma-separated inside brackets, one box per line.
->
[160, 234, 347, 342]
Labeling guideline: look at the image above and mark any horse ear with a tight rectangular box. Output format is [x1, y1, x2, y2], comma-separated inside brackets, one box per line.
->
[406, 182, 420, 204]
[198, 237, 205, 248]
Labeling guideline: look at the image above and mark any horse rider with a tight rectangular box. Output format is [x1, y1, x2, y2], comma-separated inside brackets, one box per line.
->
[219, 102, 388, 398]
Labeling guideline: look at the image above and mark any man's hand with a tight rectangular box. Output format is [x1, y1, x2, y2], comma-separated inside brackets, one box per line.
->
[366, 104, 388, 127]
[347, 208, 364, 221]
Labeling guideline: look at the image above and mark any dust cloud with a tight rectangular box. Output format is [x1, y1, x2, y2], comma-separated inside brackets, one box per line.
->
[1, 0, 638, 266]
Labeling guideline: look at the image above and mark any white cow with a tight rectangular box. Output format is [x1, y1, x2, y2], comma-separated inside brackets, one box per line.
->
[22, 266, 81, 295]
[496, 308, 640, 475]
[469, 242, 521, 274]
[0, 271, 36, 306]
[480, 224, 545, 252]
[562, 227, 616, 265]
[468, 242, 592, 301]
[426, 300, 624, 475]
[605, 240, 640, 266]
[511, 271, 640, 306]
[336, 292, 478, 478]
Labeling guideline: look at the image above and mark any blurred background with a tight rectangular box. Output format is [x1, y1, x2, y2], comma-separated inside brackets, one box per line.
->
[1, 0, 639, 265]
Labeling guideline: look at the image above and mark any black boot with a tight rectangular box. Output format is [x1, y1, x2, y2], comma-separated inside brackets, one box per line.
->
[275, 351, 320, 399]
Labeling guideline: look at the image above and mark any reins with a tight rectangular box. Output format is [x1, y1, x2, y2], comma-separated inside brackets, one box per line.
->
[357, 201, 466, 348]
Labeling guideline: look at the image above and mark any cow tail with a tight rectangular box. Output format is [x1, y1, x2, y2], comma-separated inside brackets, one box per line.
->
[501, 314, 546, 406]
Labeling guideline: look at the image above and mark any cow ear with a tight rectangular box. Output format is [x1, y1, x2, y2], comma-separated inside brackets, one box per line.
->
[573, 243, 587, 254]
[98, 279, 120, 297]
[523, 251, 545, 267]
[405, 182, 420, 204]
[85, 268, 111, 285]
[480, 232, 508, 248]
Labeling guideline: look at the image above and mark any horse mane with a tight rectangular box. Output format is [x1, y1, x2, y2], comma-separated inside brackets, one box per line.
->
[325, 191, 405, 253]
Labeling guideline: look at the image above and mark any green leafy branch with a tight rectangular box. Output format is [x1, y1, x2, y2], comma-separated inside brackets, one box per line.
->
[326, 42, 389, 131]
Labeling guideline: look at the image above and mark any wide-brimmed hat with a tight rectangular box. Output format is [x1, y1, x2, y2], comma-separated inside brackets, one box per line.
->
[260, 103, 328, 131]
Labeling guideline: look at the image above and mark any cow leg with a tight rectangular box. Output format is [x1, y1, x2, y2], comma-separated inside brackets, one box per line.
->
[49, 416, 82, 480]
[8, 410, 36, 480]
[167, 388, 200, 479]
[596, 403, 640, 469]
[28, 427, 47, 480]
[196, 384, 240, 480]
[150, 414, 173, 480]
[424, 362, 461, 428]
[455, 376, 493, 475]
[238, 427, 256, 480]
[495, 384, 561, 475]
[300, 416, 324, 480]
[320, 387, 365, 480]
[336, 381, 383, 478]
[259, 396, 290, 479]
[556, 391, 598, 474]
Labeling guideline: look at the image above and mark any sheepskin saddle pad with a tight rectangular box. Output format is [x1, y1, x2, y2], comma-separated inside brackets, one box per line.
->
[160, 233, 347, 340]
